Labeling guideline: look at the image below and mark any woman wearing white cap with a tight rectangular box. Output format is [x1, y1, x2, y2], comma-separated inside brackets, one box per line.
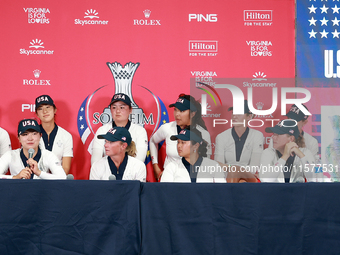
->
[161, 128, 224, 183]
[259, 119, 315, 183]
[35, 95, 73, 174]
[0, 119, 66, 179]
[90, 127, 146, 181]
[214, 100, 264, 178]
[91, 93, 148, 165]
[150, 94, 211, 181]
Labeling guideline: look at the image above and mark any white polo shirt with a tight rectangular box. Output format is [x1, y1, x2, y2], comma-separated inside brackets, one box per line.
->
[161, 157, 226, 183]
[259, 147, 315, 183]
[150, 121, 212, 169]
[214, 128, 264, 169]
[0, 149, 66, 179]
[39, 125, 73, 162]
[90, 155, 146, 181]
[0, 127, 11, 158]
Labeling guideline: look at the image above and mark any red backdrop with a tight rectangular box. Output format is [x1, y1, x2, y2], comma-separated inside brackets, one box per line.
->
[0, 0, 295, 179]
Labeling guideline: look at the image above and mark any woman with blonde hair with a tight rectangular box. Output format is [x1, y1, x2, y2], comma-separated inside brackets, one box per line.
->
[259, 120, 315, 183]
[90, 127, 146, 181]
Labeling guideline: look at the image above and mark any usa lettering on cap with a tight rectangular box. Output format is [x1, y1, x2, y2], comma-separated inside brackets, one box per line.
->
[22, 120, 36, 127]
[108, 128, 117, 135]
[114, 94, 125, 100]
[37, 96, 49, 103]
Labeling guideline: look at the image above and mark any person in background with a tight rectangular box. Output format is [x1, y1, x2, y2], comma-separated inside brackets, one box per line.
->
[0, 119, 66, 179]
[214, 100, 264, 177]
[259, 120, 315, 183]
[90, 127, 146, 181]
[268, 104, 319, 159]
[161, 127, 224, 183]
[35, 95, 73, 174]
[91, 93, 148, 165]
[0, 126, 11, 157]
[150, 94, 211, 181]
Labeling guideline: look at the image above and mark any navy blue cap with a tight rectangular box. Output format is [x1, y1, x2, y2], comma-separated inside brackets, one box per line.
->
[265, 119, 300, 140]
[170, 129, 202, 144]
[228, 99, 252, 114]
[18, 119, 41, 136]
[109, 93, 132, 107]
[98, 127, 132, 145]
[169, 96, 197, 112]
[286, 104, 309, 122]
[35, 95, 55, 109]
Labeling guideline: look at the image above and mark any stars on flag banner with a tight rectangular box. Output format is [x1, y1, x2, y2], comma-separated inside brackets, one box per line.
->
[307, 1, 340, 39]
[77, 96, 94, 154]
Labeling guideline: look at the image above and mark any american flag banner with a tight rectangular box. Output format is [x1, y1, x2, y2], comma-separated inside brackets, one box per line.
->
[77, 95, 94, 154]
[296, 0, 340, 81]
[297, 0, 340, 179]
[145, 95, 169, 182]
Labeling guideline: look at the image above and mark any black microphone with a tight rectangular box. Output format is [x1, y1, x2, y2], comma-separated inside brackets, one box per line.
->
[66, 174, 74, 180]
[109, 175, 116, 180]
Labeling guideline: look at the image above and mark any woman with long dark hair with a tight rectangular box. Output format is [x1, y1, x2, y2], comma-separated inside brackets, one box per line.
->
[35, 95, 73, 174]
[161, 127, 224, 183]
[150, 94, 211, 180]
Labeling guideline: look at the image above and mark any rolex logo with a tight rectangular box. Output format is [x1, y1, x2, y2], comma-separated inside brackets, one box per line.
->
[254, 101, 273, 118]
[33, 69, 41, 78]
[143, 9, 151, 18]
[134, 9, 161, 25]
[23, 69, 51, 86]
[256, 102, 264, 110]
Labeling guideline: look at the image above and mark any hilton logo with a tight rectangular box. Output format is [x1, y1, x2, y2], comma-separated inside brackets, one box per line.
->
[189, 41, 218, 56]
[23, 69, 51, 86]
[244, 10, 272, 21]
[189, 41, 218, 52]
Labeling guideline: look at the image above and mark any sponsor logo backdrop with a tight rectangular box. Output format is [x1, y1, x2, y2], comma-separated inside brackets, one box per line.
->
[0, 0, 295, 180]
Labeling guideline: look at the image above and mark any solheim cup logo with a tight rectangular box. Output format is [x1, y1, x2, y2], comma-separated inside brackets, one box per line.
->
[106, 62, 144, 126]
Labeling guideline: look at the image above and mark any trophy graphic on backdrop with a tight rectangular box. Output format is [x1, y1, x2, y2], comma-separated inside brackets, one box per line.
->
[103, 62, 144, 126]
